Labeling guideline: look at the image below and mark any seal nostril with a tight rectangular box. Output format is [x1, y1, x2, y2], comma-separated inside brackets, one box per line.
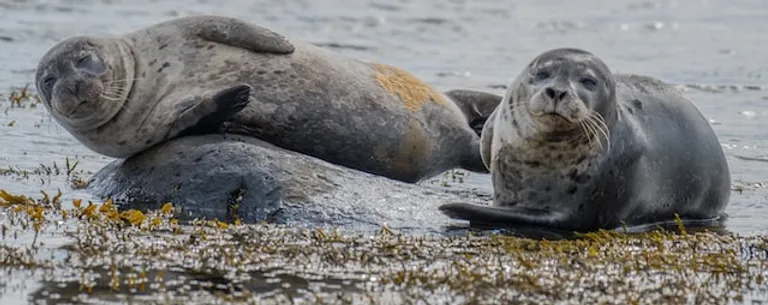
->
[545, 87, 567, 101]
[545, 87, 556, 99]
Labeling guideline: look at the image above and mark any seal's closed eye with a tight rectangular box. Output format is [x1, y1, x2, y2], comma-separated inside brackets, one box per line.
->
[40, 76, 57, 102]
[76, 55, 90, 67]
[42, 76, 56, 88]
[75, 54, 106, 75]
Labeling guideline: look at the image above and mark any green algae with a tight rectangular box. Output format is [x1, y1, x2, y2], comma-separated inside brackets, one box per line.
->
[1, 189, 767, 304]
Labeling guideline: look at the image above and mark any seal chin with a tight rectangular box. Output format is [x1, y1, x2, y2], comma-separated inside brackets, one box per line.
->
[55, 100, 87, 117]
[51, 100, 96, 129]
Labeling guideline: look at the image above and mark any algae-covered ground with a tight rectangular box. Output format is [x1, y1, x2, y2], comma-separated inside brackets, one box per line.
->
[1, 189, 767, 305]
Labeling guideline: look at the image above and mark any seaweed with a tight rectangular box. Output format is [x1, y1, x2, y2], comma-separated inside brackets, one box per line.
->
[0, 189, 766, 304]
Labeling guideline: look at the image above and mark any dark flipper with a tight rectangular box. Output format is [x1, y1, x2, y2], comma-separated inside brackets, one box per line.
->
[173, 84, 252, 138]
[439, 202, 569, 230]
[180, 15, 295, 54]
[445, 89, 503, 136]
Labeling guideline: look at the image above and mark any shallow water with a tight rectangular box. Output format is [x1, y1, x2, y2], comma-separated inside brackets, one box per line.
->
[2, 0, 768, 235]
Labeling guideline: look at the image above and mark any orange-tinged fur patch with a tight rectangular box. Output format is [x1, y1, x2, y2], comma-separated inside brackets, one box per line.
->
[373, 63, 448, 112]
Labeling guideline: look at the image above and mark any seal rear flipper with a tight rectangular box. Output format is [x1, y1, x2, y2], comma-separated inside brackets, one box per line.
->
[184, 15, 295, 54]
[173, 84, 252, 138]
[444, 89, 503, 136]
[439, 202, 569, 230]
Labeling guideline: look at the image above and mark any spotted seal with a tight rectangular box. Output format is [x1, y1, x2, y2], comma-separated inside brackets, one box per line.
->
[440, 48, 731, 232]
[34, 15, 498, 183]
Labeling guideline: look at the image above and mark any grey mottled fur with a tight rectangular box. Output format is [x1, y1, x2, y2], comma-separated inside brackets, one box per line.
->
[88, 133, 491, 234]
[440, 48, 731, 232]
[35, 15, 493, 183]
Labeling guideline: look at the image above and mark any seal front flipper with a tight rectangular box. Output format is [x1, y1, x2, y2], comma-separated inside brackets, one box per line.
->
[172, 84, 252, 138]
[182, 15, 295, 54]
[445, 89, 503, 136]
[439, 202, 569, 230]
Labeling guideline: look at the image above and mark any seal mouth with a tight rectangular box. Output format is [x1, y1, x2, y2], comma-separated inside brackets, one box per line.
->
[60, 100, 88, 118]
[534, 111, 578, 125]
[525, 98, 580, 125]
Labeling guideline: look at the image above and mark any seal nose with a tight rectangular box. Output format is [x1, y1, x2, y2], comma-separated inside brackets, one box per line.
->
[545, 87, 567, 102]
[66, 78, 85, 96]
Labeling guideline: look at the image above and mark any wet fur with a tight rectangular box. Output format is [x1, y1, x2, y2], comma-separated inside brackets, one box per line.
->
[440, 48, 731, 232]
[35, 15, 496, 183]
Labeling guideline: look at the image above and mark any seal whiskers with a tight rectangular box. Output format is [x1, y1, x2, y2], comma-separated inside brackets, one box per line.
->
[578, 119, 596, 150]
[99, 86, 135, 114]
[582, 112, 605, 152]
[440, 47, 731, 233]
[588, 111, 611, 152]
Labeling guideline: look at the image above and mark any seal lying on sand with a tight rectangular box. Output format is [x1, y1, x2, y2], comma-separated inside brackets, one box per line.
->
[87, 133, 491, 234]
[440, 48, 731, 232]
[34, 15, 498, 183]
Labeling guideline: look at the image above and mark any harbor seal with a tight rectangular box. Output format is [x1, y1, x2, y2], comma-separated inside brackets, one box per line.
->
[34, 15, 496, 183]
[439, 48, 731, 232]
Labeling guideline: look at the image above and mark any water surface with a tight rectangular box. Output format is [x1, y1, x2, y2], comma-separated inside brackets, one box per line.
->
[1, 0, 767, 242]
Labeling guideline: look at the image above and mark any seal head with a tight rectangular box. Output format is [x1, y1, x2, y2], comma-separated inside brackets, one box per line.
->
[36, 36, 135, 132]
[520, 48, 616, 138]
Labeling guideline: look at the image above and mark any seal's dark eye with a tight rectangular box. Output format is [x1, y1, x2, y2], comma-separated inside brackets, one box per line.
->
[533, 71, 550, 81]
[580, 77, 597, 90]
